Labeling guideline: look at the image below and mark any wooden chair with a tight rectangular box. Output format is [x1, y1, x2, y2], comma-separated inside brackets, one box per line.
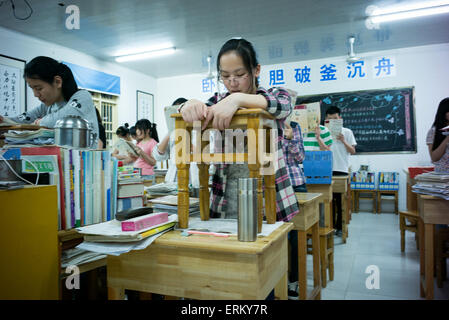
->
[399, 210, 420, 252]
[353, 189, 377, 213]
[436, 227, 449, 288]
[172, 109, 277, 230]
[377, 190, 399, 214]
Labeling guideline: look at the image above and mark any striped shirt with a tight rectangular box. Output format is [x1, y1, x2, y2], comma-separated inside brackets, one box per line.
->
[303, 125, 333, 151]
[206, 87, 300, 223]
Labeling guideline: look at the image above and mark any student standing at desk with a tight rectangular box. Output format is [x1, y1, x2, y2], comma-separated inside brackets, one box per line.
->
[325, 106, 356, 236]
[427, 97, 449, 173]
[0, 56, 99, 148]
[178, 38, 299, 222]
[282, 121, 307, 299]
[152, 97, 199, 187]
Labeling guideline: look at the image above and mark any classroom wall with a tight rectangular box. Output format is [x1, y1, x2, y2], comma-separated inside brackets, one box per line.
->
[156, 42, 449, 211]
[0, 26, 157, 130]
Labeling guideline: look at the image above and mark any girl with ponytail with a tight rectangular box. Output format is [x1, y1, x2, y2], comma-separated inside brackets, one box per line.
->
[0, 56, 99, 148]
[112, 123, 135, 163]
[128, 119, 159, 180]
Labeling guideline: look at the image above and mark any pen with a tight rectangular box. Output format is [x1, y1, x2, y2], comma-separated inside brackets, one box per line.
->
[187, 230, 230, 237]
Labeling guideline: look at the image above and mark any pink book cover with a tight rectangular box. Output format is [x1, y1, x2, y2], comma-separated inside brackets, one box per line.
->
[121, 212, 169, 232]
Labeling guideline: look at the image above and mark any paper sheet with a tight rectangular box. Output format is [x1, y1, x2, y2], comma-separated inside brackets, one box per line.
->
[76, 229, 172, 256]
[178, 217, 285, 237]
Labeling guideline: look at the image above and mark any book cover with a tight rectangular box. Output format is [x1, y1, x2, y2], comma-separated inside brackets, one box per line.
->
[73, 150, 81, 227]
[63, 149, 72, 229]
[20, 146, 66, 230]
[69, 149, 75, 228]
[306, 102, 321, 132]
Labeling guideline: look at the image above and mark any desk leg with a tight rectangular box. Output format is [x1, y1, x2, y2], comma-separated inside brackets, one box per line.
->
[324, 202, 332, 229]
[108, 286, 125, 300]
[342, 193, 347, 243]
[274, 272, 288, 300]
[424, 223, 435, 300]
[395, 191, 398, 215]
[312, 223, 321, 300]
[297, 229, 307, 300]
[419, 219, 425, 297]
[198, 163, 210, 221]
[248, 117, 263, 233]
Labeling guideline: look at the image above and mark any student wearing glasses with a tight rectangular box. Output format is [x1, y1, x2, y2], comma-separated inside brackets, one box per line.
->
[178, 38, 299, 224]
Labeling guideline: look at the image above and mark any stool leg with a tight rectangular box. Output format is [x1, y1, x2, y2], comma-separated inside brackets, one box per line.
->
[198, 163, 210, 221]
[175, 120, 191, 229]
[311, 223, 321, 299]
[400, 215, 405, 252]
[320, 234, 327, 288]
[395, 191, 398, 215]
[376, 192, 380, 214]
[297, 230, 307, 300]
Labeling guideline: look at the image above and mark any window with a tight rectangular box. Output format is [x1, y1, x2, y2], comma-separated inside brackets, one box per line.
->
[89, 91, 119, 148]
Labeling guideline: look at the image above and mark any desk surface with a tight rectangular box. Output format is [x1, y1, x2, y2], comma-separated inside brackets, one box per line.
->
[296, 192, 322, 204]
[153, 223, 293, 255]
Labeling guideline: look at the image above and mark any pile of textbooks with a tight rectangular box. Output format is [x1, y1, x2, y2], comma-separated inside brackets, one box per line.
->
[4, 128, 55, 145]
[148, 195, 200, 216]
[118, 166, 144, 211]
[412, 171, 449, 200]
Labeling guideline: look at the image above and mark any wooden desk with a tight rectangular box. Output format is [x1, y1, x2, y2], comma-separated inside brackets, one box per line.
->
[417, 195, 449, 300]
[306, 182, 333, 228]
[172, 109, 276, 231]
[332, 176, 349, 243]
[292, 193, 322, 300]
[377, 190, 399, 214]
[107, 223, 293, 300]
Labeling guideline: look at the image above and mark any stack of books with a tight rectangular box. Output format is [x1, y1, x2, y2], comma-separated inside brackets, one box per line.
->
[76, 214, 178, 242]
[14, 146, 119, 230]
[145, 182, 177, 197]
[148, 195, 200, 216]
[118, 167, 144, 211]
[412, 172, 449, 200]
[4, 128, 55, 145]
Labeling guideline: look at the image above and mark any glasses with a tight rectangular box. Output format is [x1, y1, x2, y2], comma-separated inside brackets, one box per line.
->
[218, 72, 249, 84]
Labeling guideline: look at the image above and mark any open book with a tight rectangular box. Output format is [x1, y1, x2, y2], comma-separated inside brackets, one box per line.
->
[324, 119, 343, 137]
[286, 102, 321, 133]
[164, 105, 178, 133]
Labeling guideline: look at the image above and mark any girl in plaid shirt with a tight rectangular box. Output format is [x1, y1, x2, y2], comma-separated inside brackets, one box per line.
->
[179, 38, 300, 222]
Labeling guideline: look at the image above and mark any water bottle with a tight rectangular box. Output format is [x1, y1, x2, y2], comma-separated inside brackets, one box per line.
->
[238, 178, 258, 242]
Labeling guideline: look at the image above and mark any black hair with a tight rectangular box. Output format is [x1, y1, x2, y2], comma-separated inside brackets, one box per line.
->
[116, 123, 130, 138]
[95, 108, 102, 124]
[325, 106, 341, 116]
[432, 97, 449, 151]
[216, 38, 259, 88]
[135, 119, 159, 143]
[24, 56, 78, 102]
[172, 97, 187, 106]
[129, 126, 137, 137]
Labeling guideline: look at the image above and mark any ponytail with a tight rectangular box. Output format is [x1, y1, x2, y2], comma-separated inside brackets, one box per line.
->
[135, 119, 159, 143]
[24, 56, 78, 101]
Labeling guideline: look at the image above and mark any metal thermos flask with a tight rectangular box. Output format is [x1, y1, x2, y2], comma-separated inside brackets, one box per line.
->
[238, 178, 258, 242]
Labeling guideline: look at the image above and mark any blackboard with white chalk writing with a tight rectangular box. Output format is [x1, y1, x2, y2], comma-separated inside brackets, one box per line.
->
[295, 87, 416, 154]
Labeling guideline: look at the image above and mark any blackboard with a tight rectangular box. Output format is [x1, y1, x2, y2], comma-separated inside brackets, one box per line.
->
[296, 87, 416, 154]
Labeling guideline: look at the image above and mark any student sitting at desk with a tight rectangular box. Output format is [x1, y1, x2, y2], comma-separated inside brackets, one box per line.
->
[112, 123, 135, 164]
[427, 97, 449, 173]
[325, 106, 356, 236]
[303, 121, 333, 151]
[0, 56, 99, 148]
[128, 119, 159, 180]
[178, 38, 300, 222]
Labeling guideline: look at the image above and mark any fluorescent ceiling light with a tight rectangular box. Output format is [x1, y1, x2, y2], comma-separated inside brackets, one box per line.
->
[367, 1, 449, 25]
[115, 47, 176, 62]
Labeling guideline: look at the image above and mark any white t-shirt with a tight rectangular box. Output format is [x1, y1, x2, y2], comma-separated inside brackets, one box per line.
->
[331, 127, 357, 173]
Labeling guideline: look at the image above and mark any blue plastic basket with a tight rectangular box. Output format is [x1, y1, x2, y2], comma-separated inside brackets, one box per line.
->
[378, 172, 399, 191]
[303, 151, 333, 184]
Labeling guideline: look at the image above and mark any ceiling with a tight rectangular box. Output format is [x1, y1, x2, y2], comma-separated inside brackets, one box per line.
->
[1, 0, 449, 78]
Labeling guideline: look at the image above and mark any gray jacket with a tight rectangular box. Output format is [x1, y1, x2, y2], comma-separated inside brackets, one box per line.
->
[11, 89, 99, 148]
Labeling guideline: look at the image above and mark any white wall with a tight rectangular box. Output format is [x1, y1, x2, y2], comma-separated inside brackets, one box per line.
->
[156, 42, 449, 211]
[0, 26, 157, 129]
